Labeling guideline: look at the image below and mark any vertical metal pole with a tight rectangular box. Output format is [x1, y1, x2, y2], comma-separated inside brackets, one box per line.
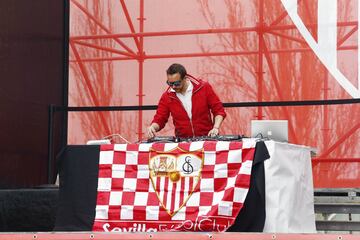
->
[137, 0, 145, 140]
[257, 0, 264, 120]
[322, 70, 330, 151]
[47, 104, 55, 184]
[62, 0, 70, 149]
[138, 59, 144, 140]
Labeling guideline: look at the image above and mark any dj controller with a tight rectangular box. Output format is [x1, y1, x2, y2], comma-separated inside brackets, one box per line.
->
[145, 135, 245, 143]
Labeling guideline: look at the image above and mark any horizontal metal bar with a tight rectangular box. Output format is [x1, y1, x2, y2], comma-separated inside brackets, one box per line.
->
[316, 221, 360, 231]
[315, 188, 360, 193]
[55, 98, 360, 112]
[312, 158, 360, 163]
[315, 196, 360, 204]
[224, 98, 360, 107]
[56, 105, 157, 112]
[68, 45, 357, 62]
[70, 26, 259, 40]
[70, 21, 357, 40]
[314, 203, 360, 214]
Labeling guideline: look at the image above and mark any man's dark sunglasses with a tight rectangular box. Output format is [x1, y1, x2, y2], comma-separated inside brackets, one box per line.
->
[166, 79, 183, 87]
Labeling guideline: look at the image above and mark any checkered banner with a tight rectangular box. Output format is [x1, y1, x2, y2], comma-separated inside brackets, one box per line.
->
[93, 139, 257, 232]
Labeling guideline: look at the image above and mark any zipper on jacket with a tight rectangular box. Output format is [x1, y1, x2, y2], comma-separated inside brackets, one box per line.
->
[190, 118, 195, 137]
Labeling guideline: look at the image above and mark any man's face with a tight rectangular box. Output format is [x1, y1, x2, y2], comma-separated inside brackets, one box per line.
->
[166, 73, 185, 93]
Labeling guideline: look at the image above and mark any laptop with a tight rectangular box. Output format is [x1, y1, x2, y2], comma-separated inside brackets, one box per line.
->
[251, 120, 288, 142]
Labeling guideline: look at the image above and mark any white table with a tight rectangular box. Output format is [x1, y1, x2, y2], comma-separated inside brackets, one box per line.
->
[263, 140, 316, 233]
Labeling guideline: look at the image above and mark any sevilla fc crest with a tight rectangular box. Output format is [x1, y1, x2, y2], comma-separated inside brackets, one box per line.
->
[149, 146, 204, 216]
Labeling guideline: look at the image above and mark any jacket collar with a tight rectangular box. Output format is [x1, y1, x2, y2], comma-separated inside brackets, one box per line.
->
[166, 74, 204, 95]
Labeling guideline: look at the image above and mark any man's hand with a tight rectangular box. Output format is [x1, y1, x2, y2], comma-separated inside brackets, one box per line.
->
[208, 115, 224, 137]
[208, 127, 219, 137]
[147, 123, 159, 138]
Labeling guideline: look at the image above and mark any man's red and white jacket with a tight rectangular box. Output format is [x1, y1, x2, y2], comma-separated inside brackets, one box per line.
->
[151, 75, 226, 138]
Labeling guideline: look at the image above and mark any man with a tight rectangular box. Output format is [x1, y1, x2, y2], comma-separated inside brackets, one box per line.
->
[147, 63, 226, 138]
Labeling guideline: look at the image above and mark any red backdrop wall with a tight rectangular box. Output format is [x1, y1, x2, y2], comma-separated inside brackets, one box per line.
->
[68, 0, 359, 188]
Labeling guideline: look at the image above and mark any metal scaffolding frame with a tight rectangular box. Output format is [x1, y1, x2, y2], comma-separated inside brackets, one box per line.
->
[68, 0, 359, 164]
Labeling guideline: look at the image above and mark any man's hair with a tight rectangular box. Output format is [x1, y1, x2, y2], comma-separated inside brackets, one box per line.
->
[166, 63, 187, 79]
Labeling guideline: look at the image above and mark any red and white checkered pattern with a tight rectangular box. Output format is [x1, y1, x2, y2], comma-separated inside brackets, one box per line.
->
[93, 139, 257, 232]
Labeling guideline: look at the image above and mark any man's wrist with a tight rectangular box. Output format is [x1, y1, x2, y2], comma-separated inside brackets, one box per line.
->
[213, 126, 219, 129]
[151, 123, 160, 131]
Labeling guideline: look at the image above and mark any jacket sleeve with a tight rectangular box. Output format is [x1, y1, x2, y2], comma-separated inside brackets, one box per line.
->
[206, 82, 227, 119]
[151, 93, 170, 130]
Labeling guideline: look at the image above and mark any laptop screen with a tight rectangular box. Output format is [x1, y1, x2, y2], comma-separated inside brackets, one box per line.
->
[250, 120, 288, 142]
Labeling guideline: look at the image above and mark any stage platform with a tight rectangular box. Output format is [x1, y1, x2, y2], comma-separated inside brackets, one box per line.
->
[0, 187, 359, 234]
[0, 233, 358, 240]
